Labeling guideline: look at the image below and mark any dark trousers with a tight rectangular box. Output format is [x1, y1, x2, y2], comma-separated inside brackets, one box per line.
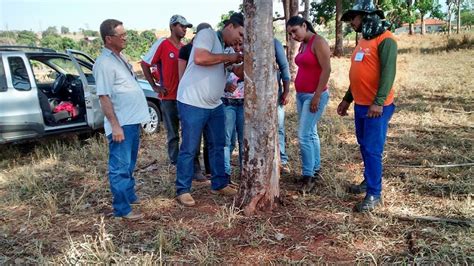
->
[160, 100, 180, 165]
[354, 104, 395, 196]
[176, 102, 228, 196]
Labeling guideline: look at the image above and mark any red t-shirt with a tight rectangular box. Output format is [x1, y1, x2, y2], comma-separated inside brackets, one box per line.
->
[142, 38, 182, 100]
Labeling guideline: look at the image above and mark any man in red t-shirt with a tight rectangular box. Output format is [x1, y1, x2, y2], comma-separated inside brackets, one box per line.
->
[141, 15, 192, 170]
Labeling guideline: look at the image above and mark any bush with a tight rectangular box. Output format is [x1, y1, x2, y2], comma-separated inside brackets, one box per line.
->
[446, 34, 473, 51]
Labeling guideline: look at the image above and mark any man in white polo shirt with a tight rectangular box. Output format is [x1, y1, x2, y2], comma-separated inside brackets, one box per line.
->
[176, 13, 244, 206]
[93, 19, 150, 220]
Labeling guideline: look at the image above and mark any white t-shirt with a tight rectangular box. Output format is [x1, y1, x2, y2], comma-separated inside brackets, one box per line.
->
[177, 28, 226, 109]
[93, 48, 150, 136]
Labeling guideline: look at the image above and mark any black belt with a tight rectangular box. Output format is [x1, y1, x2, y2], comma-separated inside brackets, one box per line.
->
[222, 98, 244, 106]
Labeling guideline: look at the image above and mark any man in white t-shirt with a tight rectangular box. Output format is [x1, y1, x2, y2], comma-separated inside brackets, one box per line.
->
[93, 19, 150, 220]
[176, 13, 244, 206]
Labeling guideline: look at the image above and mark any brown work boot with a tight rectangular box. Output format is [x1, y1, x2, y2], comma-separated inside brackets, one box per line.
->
[121, 210, 143, 220]
[176, 193, 196, 207]
[211, 185, 237, 196]
[193, 172, 210, 183]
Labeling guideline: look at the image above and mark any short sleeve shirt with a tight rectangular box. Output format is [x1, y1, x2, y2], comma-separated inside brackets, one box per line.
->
[178, 42, 193, 63]
[93, 48, 149, 136]
[177, 28, 226, 109]
[142, 38, 182, 100]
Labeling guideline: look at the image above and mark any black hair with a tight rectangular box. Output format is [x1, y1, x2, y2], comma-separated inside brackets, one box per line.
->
[100, 19, 123, 43]
[224, 12, 244, 28]
[287, 16, 316, 34]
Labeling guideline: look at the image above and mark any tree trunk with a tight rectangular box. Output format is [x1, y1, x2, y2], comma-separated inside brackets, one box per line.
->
[447, 5, 452, 35]
[334, 0, 344, 56]
[283, 0, 299, 81]
[456, 0, 461, 34]
[238, 0, 280, 216]
[408, 0, 414, 35]
[303, 0, 310, 20]
[421, 14, 425, 35]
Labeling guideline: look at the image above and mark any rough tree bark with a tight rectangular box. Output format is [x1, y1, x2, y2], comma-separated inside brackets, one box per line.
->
[408, 0, 415, 35]
[283, 0, 300, 81]
[456, 0, 461, 34]
[237, 0, 280, 216]
[421, 14, 426, 35]
[334, 0, 344, 56]
[447, 0, 453, 35]
[303, 0, 310, 20]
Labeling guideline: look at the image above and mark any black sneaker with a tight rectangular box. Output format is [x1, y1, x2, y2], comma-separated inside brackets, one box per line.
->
[354, 195, 382, 212]
[300, 175, 316, 193]
[348, 180, 367, 194]
[313, 170, 323, 180]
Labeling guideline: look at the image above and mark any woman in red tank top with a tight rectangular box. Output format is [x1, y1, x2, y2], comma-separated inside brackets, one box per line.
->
[287, 16, 331, 192]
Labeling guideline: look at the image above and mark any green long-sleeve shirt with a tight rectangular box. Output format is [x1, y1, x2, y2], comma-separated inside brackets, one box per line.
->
[343, 38, 398, 105]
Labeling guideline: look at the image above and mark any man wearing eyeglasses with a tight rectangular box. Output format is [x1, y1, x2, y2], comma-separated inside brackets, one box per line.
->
[140, 15, 195, 177]
[93, 19, 150, 220]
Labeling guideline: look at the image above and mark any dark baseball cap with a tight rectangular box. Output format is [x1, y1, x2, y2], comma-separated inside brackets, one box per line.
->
[193, 22, 212, 34]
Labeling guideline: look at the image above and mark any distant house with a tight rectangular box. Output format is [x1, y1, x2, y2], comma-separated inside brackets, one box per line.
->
[84, 36, 99, 42]
[395, 19, 446, 34]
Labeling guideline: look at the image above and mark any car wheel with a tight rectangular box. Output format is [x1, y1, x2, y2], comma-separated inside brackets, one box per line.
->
[142, 101, 160, 134]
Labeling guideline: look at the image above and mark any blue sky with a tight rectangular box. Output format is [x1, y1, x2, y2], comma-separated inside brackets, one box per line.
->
[0, 0, 248, 32]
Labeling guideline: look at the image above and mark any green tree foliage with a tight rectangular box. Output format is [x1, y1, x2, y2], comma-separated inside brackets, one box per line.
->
[17, 30, 38, 46]
[61, 26, 70, 35]
[461, 9, 474, 26]
[42, 26, 59, 38]
[78, 38, 102, 59]
[389, 0, 417, 28]
[218, 10, 237, 29]
[40, 35, 62, 50]
[123, 30, 150, 60]
[40, 35, 78, 52]
[217, 5, 244, 29]
[309, 0, 352, 25]
[61, 37, 79, 50]
[3, 28, 162, 61]
[140, 30, 156, 44]
[415, 0, 443, 20]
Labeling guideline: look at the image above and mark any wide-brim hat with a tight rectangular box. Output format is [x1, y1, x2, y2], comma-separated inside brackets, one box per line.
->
[341, 0, 385, 22]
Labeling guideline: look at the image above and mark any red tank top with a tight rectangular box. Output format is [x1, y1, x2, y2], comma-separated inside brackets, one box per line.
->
[294, 34, 327, 93]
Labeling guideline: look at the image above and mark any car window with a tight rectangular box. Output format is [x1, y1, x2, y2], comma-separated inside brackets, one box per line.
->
[30, 60, 57, 85]
[0, 59, 7, 92]
[49, 58, 80, 76]
[8, 57, 31, 90]
[81, 65, 95, 85]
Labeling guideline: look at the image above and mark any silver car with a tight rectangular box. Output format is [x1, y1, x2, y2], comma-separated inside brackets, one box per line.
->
[0, 46, 161, 144]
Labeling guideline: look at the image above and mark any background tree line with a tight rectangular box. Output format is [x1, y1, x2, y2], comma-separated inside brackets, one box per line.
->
[0, 0, 472, 62]
[0, 26, 158, 61]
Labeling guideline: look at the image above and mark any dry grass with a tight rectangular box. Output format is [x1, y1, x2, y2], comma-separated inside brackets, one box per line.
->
[1, 33, 473, 264]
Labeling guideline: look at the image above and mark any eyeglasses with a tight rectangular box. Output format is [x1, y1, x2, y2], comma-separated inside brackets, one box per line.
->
[110, 33, 127, 39]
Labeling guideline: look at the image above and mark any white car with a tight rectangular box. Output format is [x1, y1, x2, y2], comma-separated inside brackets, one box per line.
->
[0, 46, 162, 144]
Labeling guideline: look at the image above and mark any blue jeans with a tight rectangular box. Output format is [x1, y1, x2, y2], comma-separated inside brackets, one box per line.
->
[176, 102, 229, 196]
[296, 91, 330, 176]
[160, 100, 179, 165]
[224, 103, 244, 175]
[107, 124, 140, 217]
[354, 104, 395, 197]
[278, 104, 288, 165]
